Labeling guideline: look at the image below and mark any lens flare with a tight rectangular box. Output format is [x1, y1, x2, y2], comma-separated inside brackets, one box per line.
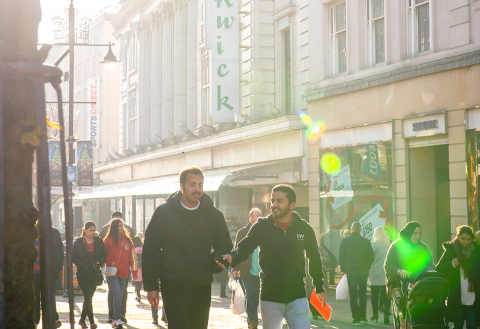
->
[394, 238, 433, 276]
[298, 111, 312, 126]
[320, 153, 342, 175]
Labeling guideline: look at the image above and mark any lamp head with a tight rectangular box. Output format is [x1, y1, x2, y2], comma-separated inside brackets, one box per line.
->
[100, 43, 119, 71]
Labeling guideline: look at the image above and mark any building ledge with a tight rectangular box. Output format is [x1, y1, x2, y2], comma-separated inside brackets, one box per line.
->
[304, 45, 480, 102]
[94, 115, 304, 173]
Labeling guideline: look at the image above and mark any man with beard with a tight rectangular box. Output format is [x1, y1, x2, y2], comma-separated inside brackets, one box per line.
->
[222, 184, 327, 329]
[143, 167, 233, 329]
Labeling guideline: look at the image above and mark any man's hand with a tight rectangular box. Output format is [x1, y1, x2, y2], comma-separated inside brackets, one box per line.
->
[147, 290, 159, 308]
[232, 270, 240, 278]
[222, 254, 232, 264]
[452, 258, 460, 267]
[398, 269, 411, 279]
[316, 291, 328, 308]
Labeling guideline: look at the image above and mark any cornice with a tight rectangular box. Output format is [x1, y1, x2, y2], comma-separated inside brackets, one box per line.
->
[272, 5, 296, 22]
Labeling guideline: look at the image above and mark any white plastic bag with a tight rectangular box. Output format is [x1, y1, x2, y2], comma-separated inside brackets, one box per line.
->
[336, 274, 350, 300]
[229, 279, 245, 315]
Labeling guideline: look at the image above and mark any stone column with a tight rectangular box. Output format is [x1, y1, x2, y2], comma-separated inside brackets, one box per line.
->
[150, 12, 163, 140]
[173, 0, 188, 136]
[139, 19, 152, 145]
[187, 0, 198, 131]
[161, 3, 174, 139]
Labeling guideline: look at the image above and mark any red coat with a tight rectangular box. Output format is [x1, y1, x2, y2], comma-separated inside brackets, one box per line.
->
[104, 235, 138, 278]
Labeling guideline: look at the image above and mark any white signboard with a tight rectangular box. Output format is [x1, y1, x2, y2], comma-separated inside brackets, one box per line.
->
[359, 203, 387, 240]
[403, 113, 446, 138]
[207, 0, 240, 123]
[329, 165, 353, 210]
[87, 79, 99, 148]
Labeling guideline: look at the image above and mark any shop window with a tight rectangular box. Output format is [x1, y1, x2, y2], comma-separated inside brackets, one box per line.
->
[319, 142, 394, 260]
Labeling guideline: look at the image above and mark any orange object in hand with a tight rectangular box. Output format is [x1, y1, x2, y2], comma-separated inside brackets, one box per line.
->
[310, 290, 332, 322]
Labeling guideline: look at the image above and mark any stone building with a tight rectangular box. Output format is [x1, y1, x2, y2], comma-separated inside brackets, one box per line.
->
[306, 0, 480, 260]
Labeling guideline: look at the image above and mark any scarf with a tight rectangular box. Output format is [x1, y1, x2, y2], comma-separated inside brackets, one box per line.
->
[453, 238, 475, 290]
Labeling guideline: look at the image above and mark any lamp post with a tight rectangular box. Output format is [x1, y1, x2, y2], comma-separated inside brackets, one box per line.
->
[52, 2, 119, 328]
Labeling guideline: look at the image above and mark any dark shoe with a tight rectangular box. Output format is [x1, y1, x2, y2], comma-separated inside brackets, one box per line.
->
[312, 314, 319, 320]
[384, 318, 390, 325]
[90, 324, 97, 329]
[79, 319, 87, 328]
[106, 319, 113, 324]
[249, 320, 258, 329]
[352, 320, 361, 326]
[152, 319, 159, 325]
[120, 316, 127, 324]
[360, 318, 368, 324]
[56, 320, 62, 328]
[370, 315, 379, 322]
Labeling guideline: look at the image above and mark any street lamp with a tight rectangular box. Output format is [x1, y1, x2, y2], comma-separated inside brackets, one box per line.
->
[100, 42, 120, 71]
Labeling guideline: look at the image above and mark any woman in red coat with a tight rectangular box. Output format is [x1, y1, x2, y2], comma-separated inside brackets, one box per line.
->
[104, 219, 138, 329]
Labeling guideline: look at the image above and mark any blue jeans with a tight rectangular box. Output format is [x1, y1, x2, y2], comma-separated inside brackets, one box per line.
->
[107, 276, 127, 321]
[260, 298, 310, 329]
[454, 305, 476, 329]
[241, 276, 260, 324]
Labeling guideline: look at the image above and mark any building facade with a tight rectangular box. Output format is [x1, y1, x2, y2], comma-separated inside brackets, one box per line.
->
[77, 0, 314, 236]
[306, 0, 480, 260]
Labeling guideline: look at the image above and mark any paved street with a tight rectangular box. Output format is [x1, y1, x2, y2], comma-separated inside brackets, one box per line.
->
[42, 282, 395, 329]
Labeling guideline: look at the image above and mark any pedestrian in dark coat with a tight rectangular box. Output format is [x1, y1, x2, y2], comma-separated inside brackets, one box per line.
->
[436, 225, 480, 329]
[338, 222, 374, 325]
[72, 221, 107, 329]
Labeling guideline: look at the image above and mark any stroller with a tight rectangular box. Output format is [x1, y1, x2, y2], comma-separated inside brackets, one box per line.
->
[392, 271, 449, 329]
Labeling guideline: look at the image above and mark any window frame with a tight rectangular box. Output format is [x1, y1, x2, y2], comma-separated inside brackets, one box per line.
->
[366, 0, 386, 66]
[329, 1, 348, 77]
[408, 0, 431, 56]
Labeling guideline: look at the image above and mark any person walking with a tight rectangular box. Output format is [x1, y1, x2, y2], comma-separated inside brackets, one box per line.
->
[222, 184, 327, 329]
[231, 207, 262, 329]
[369, 227, 391, 324]
[143, 167, 233, 329]
[104, 218, 138, 329]
[100, 211, 133, 324]
[436, 225, 480, 329]
[338, 222, 374, 325]
[72, 221, 107, 329]
[34, 222, 64, 328]
[132, 235, 143, 302]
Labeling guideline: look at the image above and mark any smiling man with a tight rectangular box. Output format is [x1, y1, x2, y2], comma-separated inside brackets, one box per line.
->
[142, 167, 233, 329]
[222, 184, 327, 329]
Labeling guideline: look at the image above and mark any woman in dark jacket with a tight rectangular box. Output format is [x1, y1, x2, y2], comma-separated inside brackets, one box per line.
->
[72, 221, 107, 329]
[436, 225, 480, 329]
[384, 222, 435, 312]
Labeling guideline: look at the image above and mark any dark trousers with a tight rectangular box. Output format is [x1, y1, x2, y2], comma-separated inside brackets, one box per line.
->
[133, 281, 142, 298]
[215, 269, 229, 296]
[346, 270, 368, 321]
[241, 276, 260, 325]
[77, 273, 97, 324]
[454, 305, 476, 329]
[371, 285, 390, 319]
[151, 305, 167, 323]
[108, 272, 129, 318]
[160, 279, 211, 329]
[34, 273, 59, 325]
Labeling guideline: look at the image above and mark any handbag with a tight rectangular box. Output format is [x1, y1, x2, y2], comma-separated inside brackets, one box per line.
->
[82, 238, 104, 286]
[105, 238, 124, 277]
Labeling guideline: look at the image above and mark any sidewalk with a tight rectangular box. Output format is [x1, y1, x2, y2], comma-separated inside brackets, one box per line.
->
[42, 282, 394, 329]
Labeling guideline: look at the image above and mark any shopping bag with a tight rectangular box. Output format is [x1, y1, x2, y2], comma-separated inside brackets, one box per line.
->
[230, 279, 245, 315]
[336, 274, 350, 300]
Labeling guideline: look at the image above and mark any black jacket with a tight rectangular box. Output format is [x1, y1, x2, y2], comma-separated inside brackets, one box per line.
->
[436, 242, 480, 321]
[230, 212, 325, 303]
[99, 221, 134, 239]
[233, 222, 253, 278]
[338, 232, 374, 273]
[142, 191, 233, 291]
[72, 236, 107, 277]
[36, 226, 64, 280]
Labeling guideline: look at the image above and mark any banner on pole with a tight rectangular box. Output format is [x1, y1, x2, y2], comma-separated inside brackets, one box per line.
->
[76, 141, 93, 194]
[49, 141, 63, 195]
[87, 79, 99, 148]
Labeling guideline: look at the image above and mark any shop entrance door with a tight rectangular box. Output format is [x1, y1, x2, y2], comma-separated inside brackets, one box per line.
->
[409, 145, 451, 262]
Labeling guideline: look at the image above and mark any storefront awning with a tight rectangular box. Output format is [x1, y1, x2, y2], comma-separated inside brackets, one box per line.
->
[73, 168, 247, 200]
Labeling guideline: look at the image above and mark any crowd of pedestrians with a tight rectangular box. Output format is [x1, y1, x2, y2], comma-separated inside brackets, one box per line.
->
[33, 165, 480, 329]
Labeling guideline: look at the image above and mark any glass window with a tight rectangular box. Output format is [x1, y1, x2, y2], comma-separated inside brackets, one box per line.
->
[319, 142, 394, 260]
[136, 197, 144, 233]
[145, 197, 155, 228]
[330, 2, 347, 76]
[374, 18, 385, 63]
[417, 3, 430, 53]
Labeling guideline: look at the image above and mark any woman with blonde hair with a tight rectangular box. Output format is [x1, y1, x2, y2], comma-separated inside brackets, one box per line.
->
[369, 226, 391, 324]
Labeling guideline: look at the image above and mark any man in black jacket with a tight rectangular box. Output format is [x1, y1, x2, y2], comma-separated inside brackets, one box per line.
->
[143, 167, 233, 329]
[223, 184, 327, 329]
[338, 222, 374, 325]
[232, 207, 262, 329]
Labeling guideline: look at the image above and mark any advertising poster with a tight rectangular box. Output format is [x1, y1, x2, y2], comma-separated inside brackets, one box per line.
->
[329, 164, 353, 210]
[87, 79, 99, 148]
[361, 144, 382, 178]
[67, 165, 77, 183]
[359, 203, 387, 240]
[49, 141, 63, 195]
[77, 141, 93, 194]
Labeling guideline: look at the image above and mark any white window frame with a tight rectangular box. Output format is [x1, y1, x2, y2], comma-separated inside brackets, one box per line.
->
[128, 90, 137, 149]
[407, 0, 432, 56]
[329, 1, 347, 77]
[366, 0, 386, 66]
